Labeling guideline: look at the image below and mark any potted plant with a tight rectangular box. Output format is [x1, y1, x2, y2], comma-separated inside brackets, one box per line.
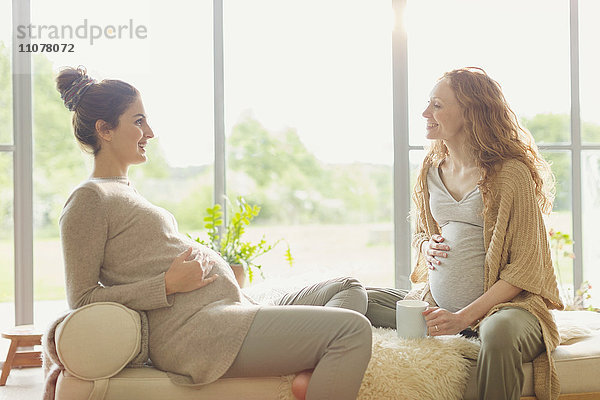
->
[190, 197, 293, 287]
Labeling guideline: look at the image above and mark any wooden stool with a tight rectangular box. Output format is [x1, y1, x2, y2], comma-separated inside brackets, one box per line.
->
[0, 325, 43, 386]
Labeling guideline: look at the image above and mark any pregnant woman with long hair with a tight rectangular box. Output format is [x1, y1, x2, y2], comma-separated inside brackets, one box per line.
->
[368, 67, 564, 400]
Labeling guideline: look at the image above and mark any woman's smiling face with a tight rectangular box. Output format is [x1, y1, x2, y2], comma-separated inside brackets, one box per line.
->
[422, 78, 465, 142]
[107, 96, 154, 167]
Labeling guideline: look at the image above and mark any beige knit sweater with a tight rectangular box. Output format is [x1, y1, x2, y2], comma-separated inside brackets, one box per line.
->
[410, 159, 564, 400]
[59, 178, 261, 385]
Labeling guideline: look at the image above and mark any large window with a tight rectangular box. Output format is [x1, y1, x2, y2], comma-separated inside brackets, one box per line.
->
[5, 0, 599, 328]
[405, 0, 573, 288]
[27, 0, 214, 326]
[0, 153, 14, 360]
[582, 151, 600, 300]
[0, 0, 14, 358]
[406, 0, 570, 146]
[0, 1, 11, 145]
[223, 0, 394, 286]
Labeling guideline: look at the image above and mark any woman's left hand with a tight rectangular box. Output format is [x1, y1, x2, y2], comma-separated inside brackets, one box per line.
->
[423, 307, 470, 336]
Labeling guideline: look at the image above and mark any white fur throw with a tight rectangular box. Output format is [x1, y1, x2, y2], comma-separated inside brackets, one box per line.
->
[279, 328, 480, 400]
[359, 329, 480, 400]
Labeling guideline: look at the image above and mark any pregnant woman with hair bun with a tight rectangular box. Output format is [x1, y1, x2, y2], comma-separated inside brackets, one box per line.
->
[56, 65, 374, 400]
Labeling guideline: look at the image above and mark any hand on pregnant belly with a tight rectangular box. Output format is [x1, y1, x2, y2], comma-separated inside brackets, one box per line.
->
[165, 247, 219, 295]
[423, 234, 450, 270]
[193, 251, 215, 277]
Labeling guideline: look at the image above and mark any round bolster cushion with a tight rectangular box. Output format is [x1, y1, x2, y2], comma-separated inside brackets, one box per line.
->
[55, 302, 141, 381]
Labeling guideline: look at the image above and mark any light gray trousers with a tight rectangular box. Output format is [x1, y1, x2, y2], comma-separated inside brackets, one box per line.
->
[223, 277, 373, 400]
[224, 281, 544, 400]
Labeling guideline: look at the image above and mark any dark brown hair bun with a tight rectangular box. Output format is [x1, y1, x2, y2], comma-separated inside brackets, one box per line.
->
[55, 66, 140, 155]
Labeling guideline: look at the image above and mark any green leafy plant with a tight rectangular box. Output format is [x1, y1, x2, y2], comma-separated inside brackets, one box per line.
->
[191, 197, 293, 283]
[549, 229, 597, 311]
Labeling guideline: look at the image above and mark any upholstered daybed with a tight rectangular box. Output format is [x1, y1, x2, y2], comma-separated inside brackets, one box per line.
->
[42, 300, 600, 400]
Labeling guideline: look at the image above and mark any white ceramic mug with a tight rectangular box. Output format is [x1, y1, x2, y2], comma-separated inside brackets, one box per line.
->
[396, 299, 428, 339]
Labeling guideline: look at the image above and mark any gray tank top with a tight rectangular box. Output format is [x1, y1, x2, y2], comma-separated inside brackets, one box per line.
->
[427, 166, 485, 312]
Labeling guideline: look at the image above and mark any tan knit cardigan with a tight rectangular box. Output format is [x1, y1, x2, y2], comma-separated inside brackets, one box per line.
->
[410, 159, 564, 400]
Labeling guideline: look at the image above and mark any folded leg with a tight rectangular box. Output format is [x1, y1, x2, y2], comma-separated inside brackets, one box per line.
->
[223, 305, 372, 400]
[275, 276, 368, 314]
[365, 286, 408, 328]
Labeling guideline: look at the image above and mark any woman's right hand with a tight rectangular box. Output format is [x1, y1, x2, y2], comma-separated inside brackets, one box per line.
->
[165, 247, 219, 295]
[421, 234, 450, 270]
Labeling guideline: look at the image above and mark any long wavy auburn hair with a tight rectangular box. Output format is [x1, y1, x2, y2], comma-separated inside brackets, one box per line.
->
[413, 67, 555, 221]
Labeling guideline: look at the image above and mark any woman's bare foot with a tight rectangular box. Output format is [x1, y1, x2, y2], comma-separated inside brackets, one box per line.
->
[291, 369, 313, 400]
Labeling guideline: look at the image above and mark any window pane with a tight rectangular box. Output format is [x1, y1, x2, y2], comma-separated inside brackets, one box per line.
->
[582, 151, 600, 307]
[0, 152, 14, 359]
[223, 0, 394, 287]
[580, 0, 600, 144]
[30, 1, 213, 312]
[0, 0, 12, 145]
[542, 151, 573, 301]
[407, 0, 570, 146]
[0, 0, 14, 358]
[409, 150, 425, 268]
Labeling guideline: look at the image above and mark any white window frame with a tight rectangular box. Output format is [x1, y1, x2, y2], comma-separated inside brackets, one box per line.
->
[213, 0, 226, 228]
[11, 0, 34, 325]
[391, 0, 412, 289]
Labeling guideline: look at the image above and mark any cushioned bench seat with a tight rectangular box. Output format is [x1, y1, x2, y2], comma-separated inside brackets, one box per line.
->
[56, 368, 286, 400]
[47, 303, 600, 400]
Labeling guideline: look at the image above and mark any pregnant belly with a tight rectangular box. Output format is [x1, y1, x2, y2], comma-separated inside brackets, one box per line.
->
[428, 223, 486, 312]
